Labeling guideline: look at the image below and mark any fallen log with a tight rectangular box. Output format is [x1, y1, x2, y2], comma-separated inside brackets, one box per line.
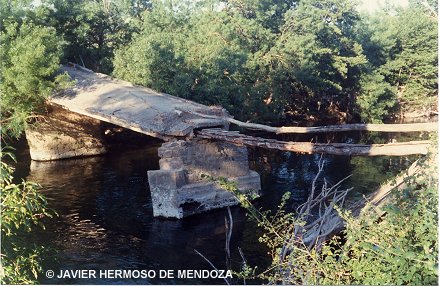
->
[275, 122, 437, 133]
[178, 108, 438, 134]
[196, 129, 431, 156]
[300, 157, 423, 248]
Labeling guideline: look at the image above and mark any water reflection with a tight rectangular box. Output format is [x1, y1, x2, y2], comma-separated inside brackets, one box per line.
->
[249, 147, 415, 209]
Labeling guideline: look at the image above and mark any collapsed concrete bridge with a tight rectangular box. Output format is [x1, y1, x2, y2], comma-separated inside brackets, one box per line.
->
[25, 64, 436, 218]
[26, 65, 261, 218]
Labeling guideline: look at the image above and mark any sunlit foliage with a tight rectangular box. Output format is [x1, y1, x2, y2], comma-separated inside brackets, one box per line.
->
[0, 20, 67, 137]
[0, 149, 55, 284]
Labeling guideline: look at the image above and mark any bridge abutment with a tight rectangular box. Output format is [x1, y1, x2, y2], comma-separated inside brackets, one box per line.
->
[25, 105, 108, 161]
[147, 139, 261, 218]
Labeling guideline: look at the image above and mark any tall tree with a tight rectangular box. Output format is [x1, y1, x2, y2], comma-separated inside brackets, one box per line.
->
[0, 22, 66, 137]
[39, 0, 143, 73]
[265, 0, 366, 121]
[356, 1, 438, 121]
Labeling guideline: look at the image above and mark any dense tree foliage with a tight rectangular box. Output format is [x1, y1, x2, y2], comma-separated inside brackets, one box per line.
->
[0, 20, 67, 137]
[37, 0, 143, 73]
[1, 0, 437, 127]
[113, 0, 437, 123]
[356, 1, 438, 121]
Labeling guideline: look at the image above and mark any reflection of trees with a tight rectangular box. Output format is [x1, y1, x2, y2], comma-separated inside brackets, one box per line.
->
[26, 147, 161, 283]
[347, 156, 416, 197]
[249, 143, 417, 212]
[28, 146, 161, 235]
[27, 157, 111, 255]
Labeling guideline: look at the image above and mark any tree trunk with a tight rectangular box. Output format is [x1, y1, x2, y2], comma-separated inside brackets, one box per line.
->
[178, 108, 438, 133]
[196, 129, 431, 156]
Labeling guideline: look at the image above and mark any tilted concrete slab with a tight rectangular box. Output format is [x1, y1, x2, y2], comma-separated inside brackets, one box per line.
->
[50, 65, 230, 139]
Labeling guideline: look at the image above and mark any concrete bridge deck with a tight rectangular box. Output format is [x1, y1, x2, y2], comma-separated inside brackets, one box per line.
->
[51, 65, 229, 140]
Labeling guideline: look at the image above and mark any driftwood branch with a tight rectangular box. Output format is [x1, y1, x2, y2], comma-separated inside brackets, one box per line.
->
[194, 249, 230, 285]
[178, 108, 438, 134]
[196, 129, 431, 156]
[275, 156, 352, 283]
[225, 206, 233, 260]
[293, 157, 353, 248]
[280, 156, 423, 259]
[275, 122, 437, 133]
[67, 61, 93, 73]
[305, 157, 422, 248]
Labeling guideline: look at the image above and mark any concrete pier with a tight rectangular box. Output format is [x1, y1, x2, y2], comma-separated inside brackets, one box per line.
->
[147, 139, 261, 218]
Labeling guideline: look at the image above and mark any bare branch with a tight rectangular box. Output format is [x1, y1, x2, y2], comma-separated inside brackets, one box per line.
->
[194, 249, 230, 285]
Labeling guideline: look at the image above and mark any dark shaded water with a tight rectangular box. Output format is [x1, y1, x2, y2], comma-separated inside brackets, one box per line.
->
[11, 131, 419, 285]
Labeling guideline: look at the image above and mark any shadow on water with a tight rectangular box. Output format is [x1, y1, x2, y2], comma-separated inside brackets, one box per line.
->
[10, 129, 420, 285]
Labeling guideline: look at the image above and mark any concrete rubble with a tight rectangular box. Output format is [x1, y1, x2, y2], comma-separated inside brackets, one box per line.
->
[51, 65, 230, 139]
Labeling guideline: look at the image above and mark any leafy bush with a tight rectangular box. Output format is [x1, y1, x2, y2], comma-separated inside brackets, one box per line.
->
[333, 180, 437, 285]
[0, 21, 67, 137]
[0, 5, 61, 284]
[0, 148, 55, 284]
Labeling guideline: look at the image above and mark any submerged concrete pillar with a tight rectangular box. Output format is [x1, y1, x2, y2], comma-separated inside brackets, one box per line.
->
[147, 139, 261, 218]
[25, 105, 107, 161]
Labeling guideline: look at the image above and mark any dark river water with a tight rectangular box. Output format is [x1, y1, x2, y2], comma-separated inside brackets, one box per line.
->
[11, 130, 421, 285]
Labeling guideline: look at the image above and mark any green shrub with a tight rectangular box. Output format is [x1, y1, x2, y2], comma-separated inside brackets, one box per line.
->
[0, 22, 67, 138]
[0, 148, 55, 284]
